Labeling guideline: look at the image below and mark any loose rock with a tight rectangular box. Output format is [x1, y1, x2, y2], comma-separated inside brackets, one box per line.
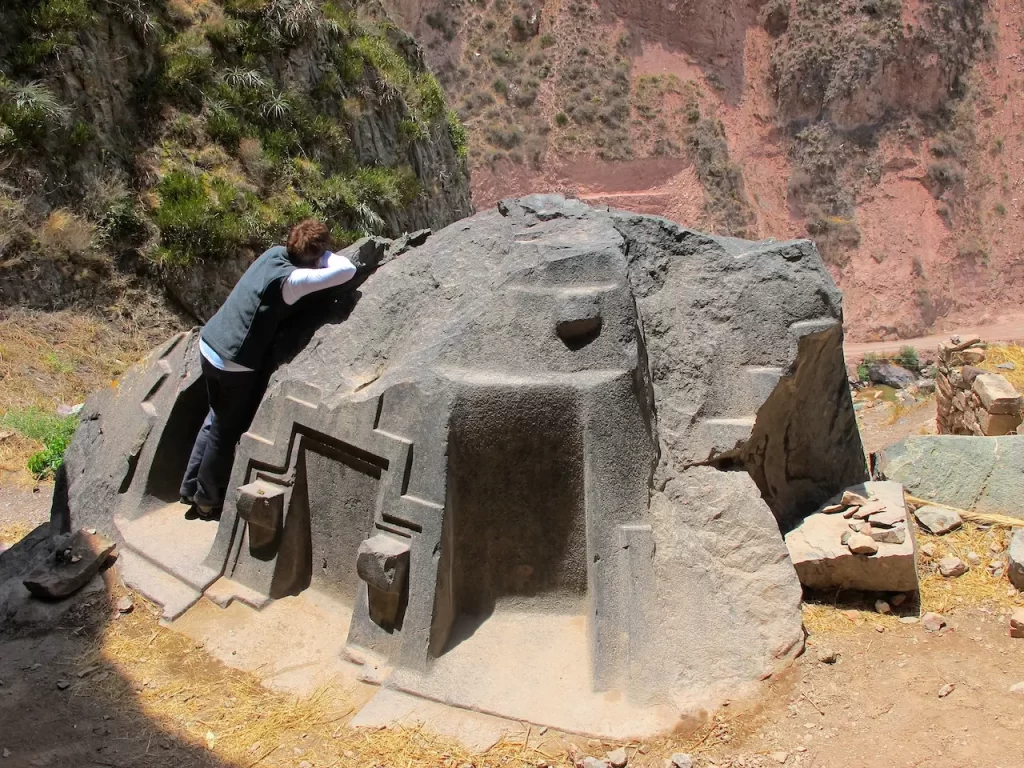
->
[847, 533, 879, 555]
[841, 491, 870, 508]
[607, 748, 628, 768]
[56, 680, 70, 690]
[891, 593, 907, 606]
[840, 531, 852, 546]
[922, 612, 947, 632]
[583, 758, 609, 768]
[966, 552, 982, 566]
[938, 556, 967, 577]
[912, 506, 962, 535]
[875, 600, 891, 614]
[1009, 529, 1024, 591]
[868, 362, 916, 389]
[2, 748, 9, 758]
[900, 616, 919, 624]
[938, 683, 955, 698]
[920, 543, 937, 558]
[670, 755, 694, 768]
[868, 524, 907, 545]
[817, 648, 838, 664]
[1011, 609, 1024, 639]
[116, 597, 134, 614]
[772, 752, 789, 764]
[1010, 682, 1024, 695]
[22, 530, 115, 599]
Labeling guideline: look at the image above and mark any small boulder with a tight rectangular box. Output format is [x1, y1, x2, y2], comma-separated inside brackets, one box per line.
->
[868, 362, 916, 389]
[817, 648, 838, 664]
[875, 599, 891, 614]
[847, 533, 879, 555]
[607, 748, 628, 768]
[938, 556, 968, 577]
[1011, 609, 1024, 639]
[966, 552, 982, 567]
[913, 506, 962, 535]
[1009, 529, 1024, 591]
[116, 597, 134, 615]
[922, 612, 947, 632]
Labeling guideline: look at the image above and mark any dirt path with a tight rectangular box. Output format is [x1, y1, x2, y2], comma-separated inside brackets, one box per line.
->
[844, 316, 1024, 360]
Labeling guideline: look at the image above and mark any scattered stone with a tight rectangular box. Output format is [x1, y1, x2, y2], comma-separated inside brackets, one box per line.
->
[771, 752, 789, 764]
[868, 524, 906, 545]
[960, 349, 985, 364]
[852, 501, 886, 520]
[817, 648, 838, 664]
[874, 623, 885, 633]
[849, 521, 864, 532]
[22, 530, 115, 599]
[938, 683, 955, 698]
[997, 362, 1016, 371]
[2, 748, 9, 758]
[116, 597, 134, 614]
[1011, 609, 1024, 639]
[670, 755, 694, 768]
[966, 552, 982, 566]
[56, 680, 70, 690]
[847, 533, 879, 555]
[866, 508, 905, 528]
[1009, 529, 1024, 591]
[920, 543, 937, 558]
[891, 593, 907, 606]
[990, 541, 1004, 554]
[912, 506, 962, 535]
[875, 600, 891, 614]
[786, 482, 918, 592]
[607, 748, 628, 768]
[583, 758, 609, 768]
[821, 503, 844, 514]
[938, 556, 968, 577]
[899, 616, 919, 624]
[840, 531, 852, 546]
[922, 612, 947, 632]
[841, 491, 870, 508]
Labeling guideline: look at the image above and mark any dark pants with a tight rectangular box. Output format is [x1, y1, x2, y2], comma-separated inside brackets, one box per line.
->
[179, 357, 262, 509]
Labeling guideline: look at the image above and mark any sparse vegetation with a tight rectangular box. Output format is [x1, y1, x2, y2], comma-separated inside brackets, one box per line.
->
[894, 345, 921, 371]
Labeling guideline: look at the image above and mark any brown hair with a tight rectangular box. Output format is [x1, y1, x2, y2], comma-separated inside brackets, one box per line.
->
[286, 219, 331, 265]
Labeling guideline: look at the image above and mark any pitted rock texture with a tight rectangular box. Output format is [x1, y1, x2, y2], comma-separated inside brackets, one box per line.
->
[51, 195, 866, 736]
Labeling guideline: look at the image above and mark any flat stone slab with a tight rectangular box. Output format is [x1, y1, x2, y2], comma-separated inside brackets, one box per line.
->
[22, 529, 114, 599]
[973, 374, 1022, 415]
[785, 481, 918, 593]
[876, 436, 1024, 519]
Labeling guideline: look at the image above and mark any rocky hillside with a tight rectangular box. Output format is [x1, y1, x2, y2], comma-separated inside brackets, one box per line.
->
[382, 0, 1018, 342]
[0, 0, 472, 322]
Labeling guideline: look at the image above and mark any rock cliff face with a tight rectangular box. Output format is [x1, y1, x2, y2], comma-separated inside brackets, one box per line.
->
[381, 0, 1021, 342]
[52, 196, 867, 737]
[0, 0, 471, 322]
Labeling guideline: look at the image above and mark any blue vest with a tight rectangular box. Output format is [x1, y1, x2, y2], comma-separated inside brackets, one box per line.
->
[200, 246, 296, 369]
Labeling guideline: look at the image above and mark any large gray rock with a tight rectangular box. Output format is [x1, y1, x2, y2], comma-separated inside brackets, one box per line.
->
[868, 363, 916, 389]
[876, 436, 1024, 519]
[49, 195, 866, 737]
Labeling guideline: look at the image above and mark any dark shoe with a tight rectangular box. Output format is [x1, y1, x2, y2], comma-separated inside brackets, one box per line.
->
[184, 503, 221, 521]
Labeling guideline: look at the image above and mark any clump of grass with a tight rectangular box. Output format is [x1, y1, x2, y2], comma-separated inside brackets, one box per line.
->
[894, 344, 920, 371]
[0, 408, 78, 479]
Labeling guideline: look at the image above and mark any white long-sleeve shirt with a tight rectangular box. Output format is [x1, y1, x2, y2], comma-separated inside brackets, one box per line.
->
[201, 251, 357, 372]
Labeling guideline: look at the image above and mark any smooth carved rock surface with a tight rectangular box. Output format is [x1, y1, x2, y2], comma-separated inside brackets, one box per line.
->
[876, 435, 1024, 519]
[49, 196, 866, 737]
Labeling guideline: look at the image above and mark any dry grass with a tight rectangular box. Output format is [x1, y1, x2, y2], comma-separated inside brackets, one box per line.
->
[37, 209, 97, 257]
[0, 307, 183, 482]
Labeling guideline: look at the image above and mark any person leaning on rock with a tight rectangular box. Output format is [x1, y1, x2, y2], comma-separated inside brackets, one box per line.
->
[179, 220, 357, 519]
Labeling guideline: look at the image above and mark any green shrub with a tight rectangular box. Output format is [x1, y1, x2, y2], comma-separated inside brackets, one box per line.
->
[153, 170, 255, 266]
[446, 109, 468, 159]
[0, 408, 78, 480]
[161, 36, 215, 106]
[894, 345, 920, 371]
[555, 111, 569, 127]
[0, 77, 71, 148]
